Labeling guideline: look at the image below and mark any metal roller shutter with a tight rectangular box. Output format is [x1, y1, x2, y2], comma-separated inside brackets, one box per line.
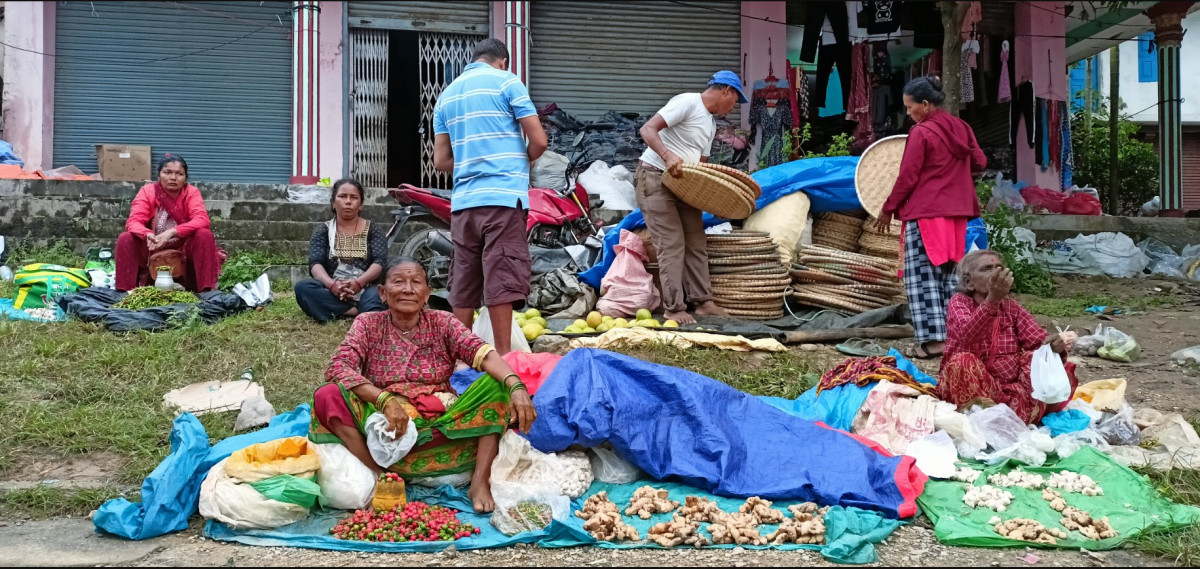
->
[529, 1, 742, 121]
[1183, 131, 1200, 210]
[53, 1, 292, 183]
[347, 1, 490, 34]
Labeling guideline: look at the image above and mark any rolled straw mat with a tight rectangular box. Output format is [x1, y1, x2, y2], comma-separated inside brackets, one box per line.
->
[855, 135, 908, 218]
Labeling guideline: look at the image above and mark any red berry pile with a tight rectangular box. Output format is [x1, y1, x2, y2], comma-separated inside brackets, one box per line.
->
[331, 501, 481, 542]
[379, 472, 402, 482]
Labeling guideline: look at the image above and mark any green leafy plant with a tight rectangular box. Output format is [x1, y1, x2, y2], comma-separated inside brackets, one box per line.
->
[976, 177, 1056, 296]
[3, 236, 86, 268]
[1070, 90, 1158, 215]
[217, 251, 307, 291]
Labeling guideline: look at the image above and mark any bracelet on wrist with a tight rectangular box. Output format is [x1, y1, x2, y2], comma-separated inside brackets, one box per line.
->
[507, 381, 527, 395]
[375, 391, 394, 409]
[499, 373, 520, 386]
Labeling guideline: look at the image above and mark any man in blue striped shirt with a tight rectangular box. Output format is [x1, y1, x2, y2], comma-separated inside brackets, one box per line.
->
[433, 38, 547, 356]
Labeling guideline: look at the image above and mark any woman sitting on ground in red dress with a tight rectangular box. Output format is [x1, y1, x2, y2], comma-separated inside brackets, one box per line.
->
[115, 155, 224, 292]
[936, 249, 1077, 424]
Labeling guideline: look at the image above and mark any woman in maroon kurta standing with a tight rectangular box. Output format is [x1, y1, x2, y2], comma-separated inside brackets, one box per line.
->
[114, 155, 224, 292]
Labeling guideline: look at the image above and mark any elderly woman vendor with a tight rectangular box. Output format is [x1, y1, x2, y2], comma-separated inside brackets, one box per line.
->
[308, 257, 536, 512]
[936, 250, 1077, 424]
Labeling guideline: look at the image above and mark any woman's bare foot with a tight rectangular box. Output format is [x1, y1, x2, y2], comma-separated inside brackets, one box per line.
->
[468, 476, 496, 513]
[694, 300, 728, 317]
[664, 310, 696, 325]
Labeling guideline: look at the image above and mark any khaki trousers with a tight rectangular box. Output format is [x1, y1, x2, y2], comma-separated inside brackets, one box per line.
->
[634, 161, 714, 313]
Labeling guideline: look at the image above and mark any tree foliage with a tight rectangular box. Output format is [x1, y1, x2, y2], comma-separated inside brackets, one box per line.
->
[1069, 90, 1158, 216]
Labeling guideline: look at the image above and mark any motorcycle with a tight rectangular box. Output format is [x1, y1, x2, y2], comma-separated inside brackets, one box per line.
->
[385, 126, 611, 291]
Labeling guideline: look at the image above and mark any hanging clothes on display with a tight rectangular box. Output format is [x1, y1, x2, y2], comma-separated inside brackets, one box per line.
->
[859, 0, 904, 35]
[749, 43, 794, 169]
[910, 2, 944, 49]
[1010, 81, 1036, 148]
[786, 60, 804, 127]
[998, 40, 1012, 103]
[803, 2, 852, 111]
[872, 44, 894, 133]
[847, 42, 874, 145]
[1059, 101, 1073, 187]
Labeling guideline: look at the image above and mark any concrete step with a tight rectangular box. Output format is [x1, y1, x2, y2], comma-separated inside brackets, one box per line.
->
[0, 179, 395, 204]
[9, 217, 321, 242]
[0, 196, 399, 224]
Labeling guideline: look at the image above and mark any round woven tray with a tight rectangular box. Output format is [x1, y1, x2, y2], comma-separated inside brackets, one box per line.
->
[790, 267, 859, 286]
[800, 255, 898, 274]
[709, 254, 782, 266]
[710, 274, 793, 286]
[813, 221, 864, 240]
[691, 165, 759, 202]
[800, 244, 899, 271]
[790, 290, 880, 314]
[815, 211, 867, 226]
[855, 134, 908, 218]
[662, 166, 757, 219]
[708, 242, 779, 253]
[699, 163, 763, 198]
[861, 215, 903, 235]
[713, 287, 790, 299]
[797, 284, 897, 307]
[858, 231, 900, 252]
[708, 262, 787, 275]
[720, 307, 785, 320]
[799, 262, 899, 285]
[706, 230, 771, 240]
[812, 233, 861, 253]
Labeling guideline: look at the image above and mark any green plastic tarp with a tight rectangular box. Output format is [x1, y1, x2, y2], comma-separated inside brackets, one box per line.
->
[918, 447, 1200, 549]
[247, 474, 324, 510]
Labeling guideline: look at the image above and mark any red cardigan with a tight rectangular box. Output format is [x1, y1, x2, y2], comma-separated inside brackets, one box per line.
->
[124, 183, 211, 239]
[881, 109, 986, 221]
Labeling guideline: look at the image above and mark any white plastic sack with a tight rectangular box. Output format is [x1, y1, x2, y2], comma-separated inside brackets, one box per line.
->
[904, 430, 957, 479]
[978, 426, 1056, 467]
[1062, 232, 1149, 278]
[1183, 244, 1200, 281]
[364, 413, 418, 468]
[473, 306, 532, 353]
[1052, 429, 1109, 459]
[587, 445, 642, 484]
[1141, 196, 1161, 217]
[490, 480, 572, 536]
[491, 431, 593, 499]
[743, 191, 811, 266]
[1171, 345, 1200, 365]
[313, 443, 376, 510]
[968, 404, 1028, 450]
[234, 395, 276, 431]
[198, 458, 311, 529]
[578, 160, 637, 212]
[1064, 399, 1102, 424]
[1030, 344, 1071, 404]
[531, 151, 570, 190]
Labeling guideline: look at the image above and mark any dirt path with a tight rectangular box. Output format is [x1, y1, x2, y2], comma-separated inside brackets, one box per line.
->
[0, 517, 1161, 567]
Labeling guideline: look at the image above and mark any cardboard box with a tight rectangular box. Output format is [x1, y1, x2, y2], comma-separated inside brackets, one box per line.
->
[96, 144, 152, 182]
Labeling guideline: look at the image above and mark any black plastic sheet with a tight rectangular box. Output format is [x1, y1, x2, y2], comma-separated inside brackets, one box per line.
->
[57, 287, 251, 332]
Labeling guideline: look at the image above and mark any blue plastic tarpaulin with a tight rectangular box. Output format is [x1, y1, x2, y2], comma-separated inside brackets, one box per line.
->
[526, 349, 925, 518]
[92, 405, 312, 540]
[0, 140, 23, 167]
[580, 157, 861, 289]
[205, 480, 897, 562]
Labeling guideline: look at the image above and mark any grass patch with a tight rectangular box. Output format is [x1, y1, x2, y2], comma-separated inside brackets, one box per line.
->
[611, 343, 819, 399]
[0, 295, 349, 483]
[1129, 417, 1200, 565]
[3, 237, 87, 268]
[0, 486, 136, 519]
[1025, 292, 1180, 317]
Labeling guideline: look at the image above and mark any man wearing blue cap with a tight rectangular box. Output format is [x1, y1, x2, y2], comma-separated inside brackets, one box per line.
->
[636, 70, 748, 324]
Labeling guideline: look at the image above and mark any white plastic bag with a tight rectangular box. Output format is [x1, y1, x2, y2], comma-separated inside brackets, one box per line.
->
[531, 151, 570, 190]
[577, 160, 637, 211]
[1141, 196, 1161, 217]
[968, 404, 1028, 450]
[587, 445, 642, 484]
[489, 481, 571, 536]
[364, 413, 418, 468]
[903, 430, 957, 479]
[313, 443, 376, 510]
[1095, 403, 1141, 446]
[933, 402, 987, 458]
[1030, 344, 1071, 404]
[198, 458, 311, 529]
[978, 426, 1056, 467]
[1052, 428, 1110, 459]
[491, 431, 594, 499]
[986, 174, 1026, 211]
[473, 306, 532, 353]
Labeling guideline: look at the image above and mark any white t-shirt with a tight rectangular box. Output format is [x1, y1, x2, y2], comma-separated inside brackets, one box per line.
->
[640, 92, 715, 170]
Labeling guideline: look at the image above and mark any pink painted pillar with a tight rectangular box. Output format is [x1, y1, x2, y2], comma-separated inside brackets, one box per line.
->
[740, 2, 787, 169]
[316, 0, 344, 179]
[291, 1, 320, 184]
[1012, 1, 1066, 190]
[1, 1, 55, 170]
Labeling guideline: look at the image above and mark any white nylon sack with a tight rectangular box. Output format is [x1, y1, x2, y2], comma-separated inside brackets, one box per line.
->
[1062, 232, 1149, 278]
[1030, 344, 1071, 404]
[313, 443, 376, 510]
[198, 458, 310, 529]
[531, 151, 569, 190]
[743, 191, 811, 266]
[364, 413, 418, 468]
[473, 306, 532, 353]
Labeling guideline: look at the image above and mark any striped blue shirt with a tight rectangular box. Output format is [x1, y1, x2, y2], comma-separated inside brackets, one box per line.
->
[433, 62, 537, 212]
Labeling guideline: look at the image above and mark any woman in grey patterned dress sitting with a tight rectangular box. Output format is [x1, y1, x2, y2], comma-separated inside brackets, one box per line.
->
[294, 178, 389, 322]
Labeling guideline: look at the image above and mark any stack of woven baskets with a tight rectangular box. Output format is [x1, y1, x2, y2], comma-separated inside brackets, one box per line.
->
[811, 212, 865, 253]
[707, 230, 789, 320]
[857, 216, 903, 262]
[789, 244, 904, 313]
[662, 163, 762, 220]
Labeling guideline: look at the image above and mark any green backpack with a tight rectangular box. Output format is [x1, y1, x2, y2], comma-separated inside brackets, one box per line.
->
[13, 263, 92, 309]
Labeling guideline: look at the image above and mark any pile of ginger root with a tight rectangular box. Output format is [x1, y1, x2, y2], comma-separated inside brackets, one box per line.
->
[739, 497, 784, 524]
[677, 495, 724, 523]
[626, 486, 681, 519]
[647, 514, 709, 548]
[576, 491, 640, 541]
[1042, 488, 1117, 541]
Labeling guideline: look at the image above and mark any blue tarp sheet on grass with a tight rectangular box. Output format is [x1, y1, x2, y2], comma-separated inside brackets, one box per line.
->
[579, 157, 861, 289]
[526, 349, 925, 518]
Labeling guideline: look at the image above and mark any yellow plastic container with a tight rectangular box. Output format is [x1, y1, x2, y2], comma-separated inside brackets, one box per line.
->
[372, 477, 407, 511]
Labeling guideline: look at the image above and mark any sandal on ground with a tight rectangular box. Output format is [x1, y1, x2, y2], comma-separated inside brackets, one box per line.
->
[835, 338, 889, 358]
[903, 343, 943, 360]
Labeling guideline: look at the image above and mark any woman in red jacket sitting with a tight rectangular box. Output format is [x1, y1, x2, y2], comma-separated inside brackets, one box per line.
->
[876, 76, 986, 359]
[115, 155, 224, 292]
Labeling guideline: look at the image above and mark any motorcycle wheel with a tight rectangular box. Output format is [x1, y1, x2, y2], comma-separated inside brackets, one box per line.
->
[397, 218, 452, 291]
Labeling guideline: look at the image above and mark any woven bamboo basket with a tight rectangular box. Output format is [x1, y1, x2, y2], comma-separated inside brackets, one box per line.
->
[662, 165, 757, 219]
[699, 163, 762, 198]
[855, 135, 908, 218]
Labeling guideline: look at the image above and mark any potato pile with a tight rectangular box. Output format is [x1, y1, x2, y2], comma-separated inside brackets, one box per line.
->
[576, 492, 640, 541]
[626, 486, 680, 519]
[993, 518, 1068, 544]
[647, 514, 709, 548]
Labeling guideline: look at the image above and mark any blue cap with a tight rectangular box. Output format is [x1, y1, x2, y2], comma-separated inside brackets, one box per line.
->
[708, 70, 749, 104]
